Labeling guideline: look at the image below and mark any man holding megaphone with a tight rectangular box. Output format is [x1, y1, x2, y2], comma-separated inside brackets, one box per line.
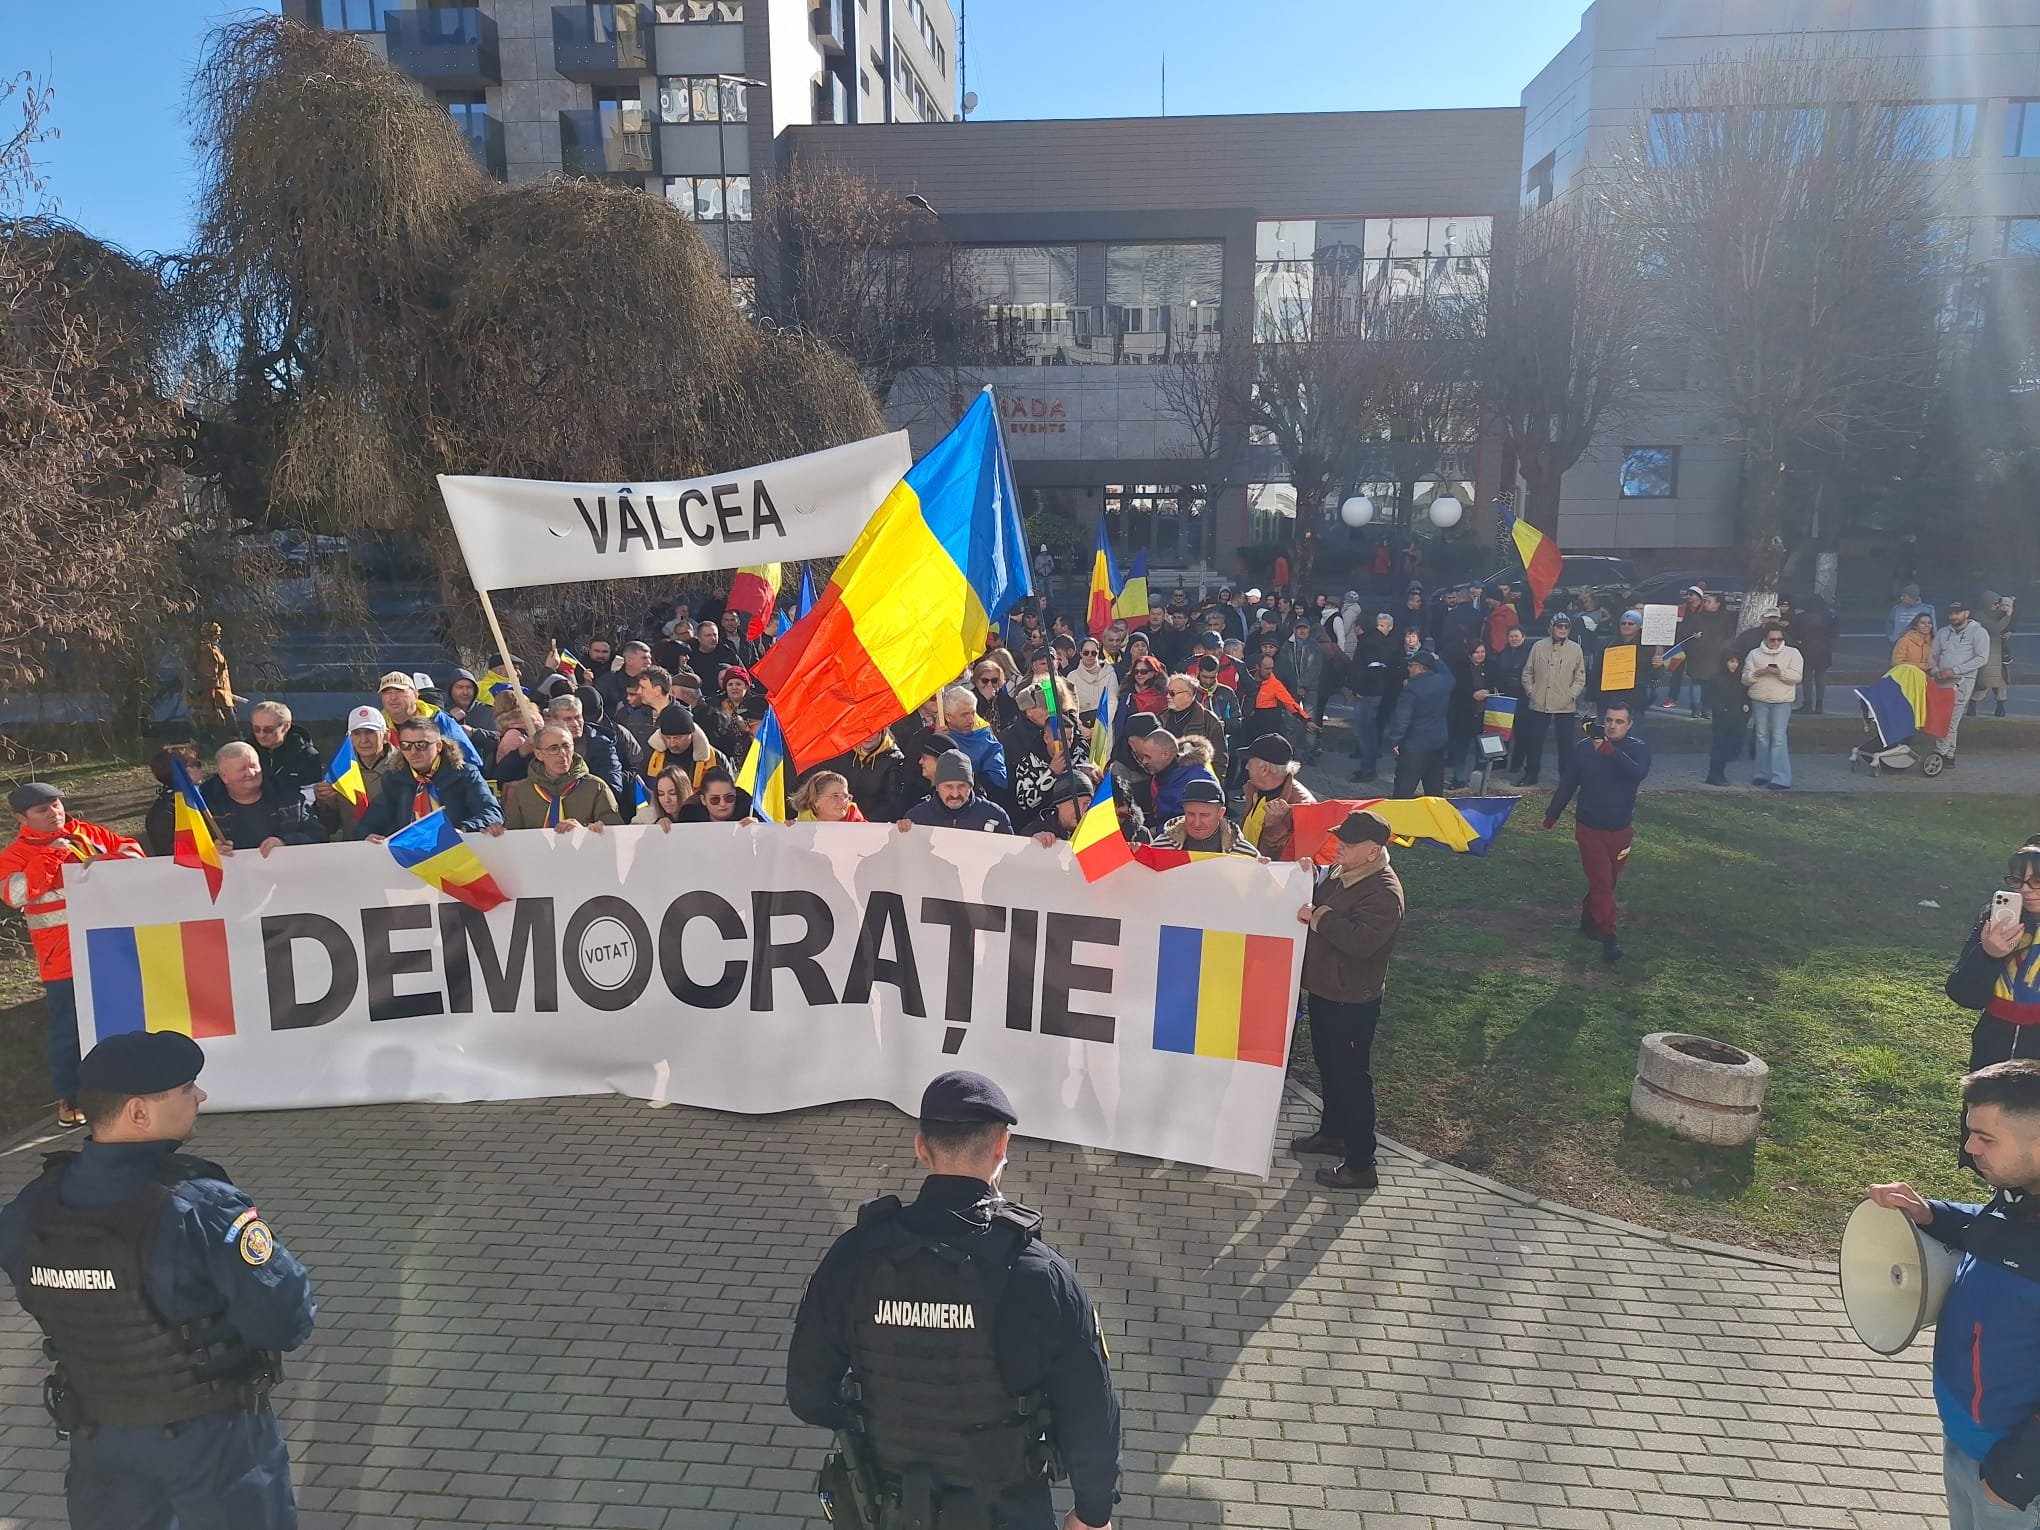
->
[1869, 1060, 2040, 1526]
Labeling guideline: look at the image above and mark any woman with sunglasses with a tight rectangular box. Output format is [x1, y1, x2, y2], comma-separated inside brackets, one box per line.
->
[675, 766, 754, 824]
[1127, 654, 1169, 719]
[1949, 842, 2040, 1073]
[1066, 639, 1118, 724]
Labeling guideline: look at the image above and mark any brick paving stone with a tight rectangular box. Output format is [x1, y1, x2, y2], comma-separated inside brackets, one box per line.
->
[0, 1087, 1945, 1528]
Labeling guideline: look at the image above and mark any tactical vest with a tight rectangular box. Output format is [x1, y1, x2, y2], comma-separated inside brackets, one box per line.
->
[846, 1195, 1048, 1495]
[11, 1152, 278, 1431]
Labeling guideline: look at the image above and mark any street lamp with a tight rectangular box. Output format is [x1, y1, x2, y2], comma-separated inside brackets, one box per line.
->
[905, 193, 939, 216]
[712, 74, 768, 276]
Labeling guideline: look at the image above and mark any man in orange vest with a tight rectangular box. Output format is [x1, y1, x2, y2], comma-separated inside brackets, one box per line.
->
[0, 783, 144, 1128]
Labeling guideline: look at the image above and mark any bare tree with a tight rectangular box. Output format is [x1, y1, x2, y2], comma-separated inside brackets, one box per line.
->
[1152, 346, 1254, 545]
[1461, 195, 1651, 532]
[1607, 46, 1958, 594]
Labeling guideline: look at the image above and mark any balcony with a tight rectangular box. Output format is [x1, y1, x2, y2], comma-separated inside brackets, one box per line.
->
[459, 112, 506, 179]
[385, 8, 500, 88]
[552, 4, 653, 82]
[810, 0, 847, 55]
[560, 109, 657, 177]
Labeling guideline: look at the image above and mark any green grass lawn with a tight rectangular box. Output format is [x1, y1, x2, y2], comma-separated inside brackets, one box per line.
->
[1289, 790, 2035, 1257]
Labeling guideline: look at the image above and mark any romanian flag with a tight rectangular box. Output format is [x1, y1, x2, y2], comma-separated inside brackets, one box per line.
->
[1071, 772, 1135, 882]
[727, 562, 784, 642]
[753, 389, 1030, 769]
[324, 736, 371, 819]
[1482, 694, 1517, 740]
[1450, 796, 1520, 857]
[85, 920, 235, 1041]
[1856, 663, 1957, 749]
[1153, 924, 1294, 1067]
[1086, 517, 1120, 637]
[1113, 548, 1151, 630]
[1287, 796, 1485, 858]
[1508, 512, 1563, 618]
[1253, 675, 1308, 719]
[385, 810, 506, 911]
[736, 705, 790, 823]
[167, 757, 223, 903]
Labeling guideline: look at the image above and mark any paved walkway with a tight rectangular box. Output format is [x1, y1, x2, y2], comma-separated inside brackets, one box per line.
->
[0, 1089, 1945, 1529]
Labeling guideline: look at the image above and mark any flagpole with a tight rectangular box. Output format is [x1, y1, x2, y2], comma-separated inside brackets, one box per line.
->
[475, 588, 525, 702]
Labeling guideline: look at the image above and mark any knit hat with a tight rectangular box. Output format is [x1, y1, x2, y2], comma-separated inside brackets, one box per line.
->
[718, 665, 753, 691]
[1620, 609, 1643, 625]
[1179, 776, 1225, 806]
[1549, 613, 1572, 630]
[933, 749, 974, 787]
[657, 703, 695, 739]
[573, 684, 606, 723]
[1248, 733, 1296, 766]
[916, 731, 959, 762]
[1122, 711, 1161, 740]
[537, 673, 573, 700]
[1409, 649, 1441, 671]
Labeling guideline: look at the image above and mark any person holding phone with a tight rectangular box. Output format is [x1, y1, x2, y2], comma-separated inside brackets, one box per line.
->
[1949, 841, 2040, 1073]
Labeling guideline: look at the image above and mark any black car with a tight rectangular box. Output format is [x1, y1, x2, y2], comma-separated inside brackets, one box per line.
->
[1629, 570, 1747, 606]
[1466, 555, 1638, 604]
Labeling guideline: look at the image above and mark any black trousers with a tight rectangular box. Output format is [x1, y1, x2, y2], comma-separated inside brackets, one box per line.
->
[1308, 994, 1382, 1168]
[1514, 709, 1565, 783]
[1392, 747, 1443, 798]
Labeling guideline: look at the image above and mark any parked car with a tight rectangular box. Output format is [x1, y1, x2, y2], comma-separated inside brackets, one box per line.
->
[1629, 570, 1747, 606]
[1468, 555, 1638, 604]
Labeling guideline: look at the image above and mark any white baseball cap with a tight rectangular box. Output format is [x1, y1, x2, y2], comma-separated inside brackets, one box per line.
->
[346, 705, 387, 734]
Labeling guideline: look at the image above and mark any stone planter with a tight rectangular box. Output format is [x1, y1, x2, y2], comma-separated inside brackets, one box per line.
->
[1629, 1032, 1769, 1148]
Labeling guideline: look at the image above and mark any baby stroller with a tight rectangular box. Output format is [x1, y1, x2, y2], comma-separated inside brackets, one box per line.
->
[1849, 665, 1955, 777]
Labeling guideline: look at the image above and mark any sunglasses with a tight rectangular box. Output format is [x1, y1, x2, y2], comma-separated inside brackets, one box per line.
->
[703, 793, 736, 806]
[399, 739, 440, 751]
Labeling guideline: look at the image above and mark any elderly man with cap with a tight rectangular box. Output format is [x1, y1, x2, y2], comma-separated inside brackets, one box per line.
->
[1292, 809, 1406, 1191]
[376, 669, 485, 774]
[787, 1070, 1121, 1530]
[0, 1031, 316, 1526]
[899, 750, 1014, 835]
[1240, 733, 1317, 862]
[1514, 613, 1587, 787]
[1152, 776, 1258, 857]
[0, 784, 145, 1128]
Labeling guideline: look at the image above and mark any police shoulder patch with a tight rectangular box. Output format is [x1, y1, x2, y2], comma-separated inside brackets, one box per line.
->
[238, 1219, 275, 1267]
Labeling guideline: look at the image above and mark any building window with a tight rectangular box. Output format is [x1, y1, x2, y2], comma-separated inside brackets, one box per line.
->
[327, 0, 390, 30]
[1524, 151, 1554, 210]
[1253, 216, 1490, 341]
[1619, 446, 1679, 500]
[658, 76, 750, 123]
[665, 174, 751, 222]
[1104, 243, 1223, 364]
[654, 2, 743, 20]
[1881, 101, 1978, 160]
[2009, 102, 2040, 159]
[2006, 219, 2040, 259]
[1647, 109, 1722, 167]
[892, 45, 935, 119]
[1103, 485, 1214, 569]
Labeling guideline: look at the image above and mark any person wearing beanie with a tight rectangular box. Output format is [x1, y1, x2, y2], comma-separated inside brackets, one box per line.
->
[1592, 609, 1651, 720]
[1294, 808, 1406, 1192]
[899, 750, 1013, 834]
[1240, 733, 1317, 862]
[446, 667, 480, 721]
[643, 701, 730, 792]
[1383, 649, 1453, 799]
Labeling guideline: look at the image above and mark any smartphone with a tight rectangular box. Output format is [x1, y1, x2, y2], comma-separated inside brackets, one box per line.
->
[1993, 890, 2022, 923]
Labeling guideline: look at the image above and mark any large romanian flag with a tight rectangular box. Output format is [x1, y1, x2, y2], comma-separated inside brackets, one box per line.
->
[1086, 516, 1120, 637]
[385, 810, 507, 911]
[1508, 512, 1563, 618]
[166, 757, 223, 902]
[1286, 796, 1487, 858]
[1113, 548, 1151, 630]
[753, 389, 1030, 769]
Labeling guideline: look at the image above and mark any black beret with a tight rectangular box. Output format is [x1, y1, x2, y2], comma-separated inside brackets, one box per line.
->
[1180, 776, 1225, 806]
[916, 730, 959, 761]
[77, 1031, 205, 1097]
[657, 703, 695, 737]
[919, 1069, 1019, 1125]
[1122, 711, 1161, 740]
[1334, 809, 1391, 845]
[1248, 733, 1296, 766]
[7, 782, 61, 812]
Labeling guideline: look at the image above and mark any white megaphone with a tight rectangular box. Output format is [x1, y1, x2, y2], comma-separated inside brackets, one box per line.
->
[1840, 1199, 1962, 1354]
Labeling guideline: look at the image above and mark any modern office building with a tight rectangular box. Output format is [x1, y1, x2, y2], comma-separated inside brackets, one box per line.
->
[288, 0, 958, 270]
[788, 111, 1523, 578]
[1521, 0, 2040, 554]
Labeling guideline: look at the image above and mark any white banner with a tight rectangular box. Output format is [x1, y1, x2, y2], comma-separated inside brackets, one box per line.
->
[67, 827, 1308, 1177]
[436, 431, 912, 590]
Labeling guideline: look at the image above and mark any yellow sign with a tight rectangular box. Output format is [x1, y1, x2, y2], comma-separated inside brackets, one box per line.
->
[1601, 645, 1637, 692]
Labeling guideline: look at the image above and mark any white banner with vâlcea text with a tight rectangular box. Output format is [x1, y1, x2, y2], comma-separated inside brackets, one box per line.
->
[66, 826, 1307, 1176]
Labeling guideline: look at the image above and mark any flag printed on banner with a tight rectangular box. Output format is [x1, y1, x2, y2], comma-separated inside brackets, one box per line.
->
[752, 388, 1031, 769]
[1086, 516, 1120, 637]
[1153, 925, 1293, 1067]
[727, 562, 784, 642]
[385, 810, 507, 911]
[1481, 694, 1517, 740]
[166, 757, 223, 902]
[737, 706, 790, 823]
[86, 920, 235, 1039]
[1507, 511, 1563, 618]
[323, 737, 371, 819]
[1113, 548, 1151, 630]
[1071, 773, 1134, 883]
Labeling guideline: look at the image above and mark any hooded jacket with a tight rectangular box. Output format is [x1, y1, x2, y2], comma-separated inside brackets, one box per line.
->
[1385, 668, 1453, 753]
[250, 724, 325, 797]
[947, 719, 1010, 795]
[357, 752, 503, 838]
[1150, 752, 1221, 826]
[502, 756, 623, 831]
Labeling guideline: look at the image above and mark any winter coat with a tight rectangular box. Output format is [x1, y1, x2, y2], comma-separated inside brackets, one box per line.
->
[1980, 604, 2015, 691]
[1350, 631, 1399, 699]
[1742, 642, 1804, 704]
[1301, 855, 1406, 1004]
[815, 736, 917, 824]
[949, 721, 1010, 796]
[1065, 662, 1118, 717]
[357, 755, 503, 839]
[998, 715, 1066, 821]
[1893, 628, 1933, 670]
[1162, 700, 1229, 779]
[639, 727, 732, 792]
[501, 758, 622, 831]
[1276, 638, 1323, 704]
[1676, 607, 1736, 679]
[1239, 771, 1316, 863]
[1152, 815, 1257, 857]
[199, 777, 325, 852]
[1704, 668, 1752, 734]
[1521, 636, 1587, 715]
[251, 724, 325, 798]
[1785, 607, 1833, 670]
[902, 792, 1013, 834]
[1446, 653, 1494, 742]
[575, 728, 626, 802]
[1488, 642, 1528, 700]
[1150, 756, 1221, 825]
[1385, 669, 1453, 753]
[0, 819, 145, 981]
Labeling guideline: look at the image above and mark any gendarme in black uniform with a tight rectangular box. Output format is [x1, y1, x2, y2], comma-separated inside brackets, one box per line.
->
[0, 1031, 317, 1529]
[787, 1070, 1120, 1529]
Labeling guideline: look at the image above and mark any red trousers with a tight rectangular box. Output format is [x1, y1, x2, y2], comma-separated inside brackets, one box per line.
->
[1575, 824, 1634, 938]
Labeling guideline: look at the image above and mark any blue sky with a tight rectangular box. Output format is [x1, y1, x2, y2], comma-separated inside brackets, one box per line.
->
[10, 0, 1580, 256]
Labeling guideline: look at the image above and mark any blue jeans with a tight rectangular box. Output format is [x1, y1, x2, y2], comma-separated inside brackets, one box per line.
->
[1752, 699, 1793, 786]
[45, 977, 79, 1102]
[1350, 697, 1381, 774]
[1944, 1441, 2038, 1529]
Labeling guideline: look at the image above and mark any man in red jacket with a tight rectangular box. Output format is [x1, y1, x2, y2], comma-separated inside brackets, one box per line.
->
[0, 783, 144, 1127]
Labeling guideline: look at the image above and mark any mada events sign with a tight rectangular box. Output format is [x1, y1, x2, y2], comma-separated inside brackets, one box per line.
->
[68, 827, 1308, 1176]
[437, 431, 911, 590]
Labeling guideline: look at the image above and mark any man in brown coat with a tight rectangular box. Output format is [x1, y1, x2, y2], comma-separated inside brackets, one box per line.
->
[1292, 809, 1406, 1191]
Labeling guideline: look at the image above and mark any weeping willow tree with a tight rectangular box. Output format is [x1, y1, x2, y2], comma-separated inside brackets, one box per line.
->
[179, 17, 884, 660]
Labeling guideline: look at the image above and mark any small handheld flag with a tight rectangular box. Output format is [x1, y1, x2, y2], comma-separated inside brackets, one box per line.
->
[166, 757, 223, 903]
[1658, 636, 1691, 665]
[727, 563, 785, 642]
[1506, 511, 1563, 619]
[1087, 685, 1116, 772]
[1481, 694, 1517, 740]
[1071, 772, 1135, 883]
[736, 705, 790, 823]
[1086, 516, 1120, 638]
[386, 810, 506, 911]
[323, 737, 370, 819]
[1113, 548, 1151, 630]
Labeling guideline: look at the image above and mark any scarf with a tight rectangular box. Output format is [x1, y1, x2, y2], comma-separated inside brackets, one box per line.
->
[527, 758, 586, 828]
[409, 758, 442, 821]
